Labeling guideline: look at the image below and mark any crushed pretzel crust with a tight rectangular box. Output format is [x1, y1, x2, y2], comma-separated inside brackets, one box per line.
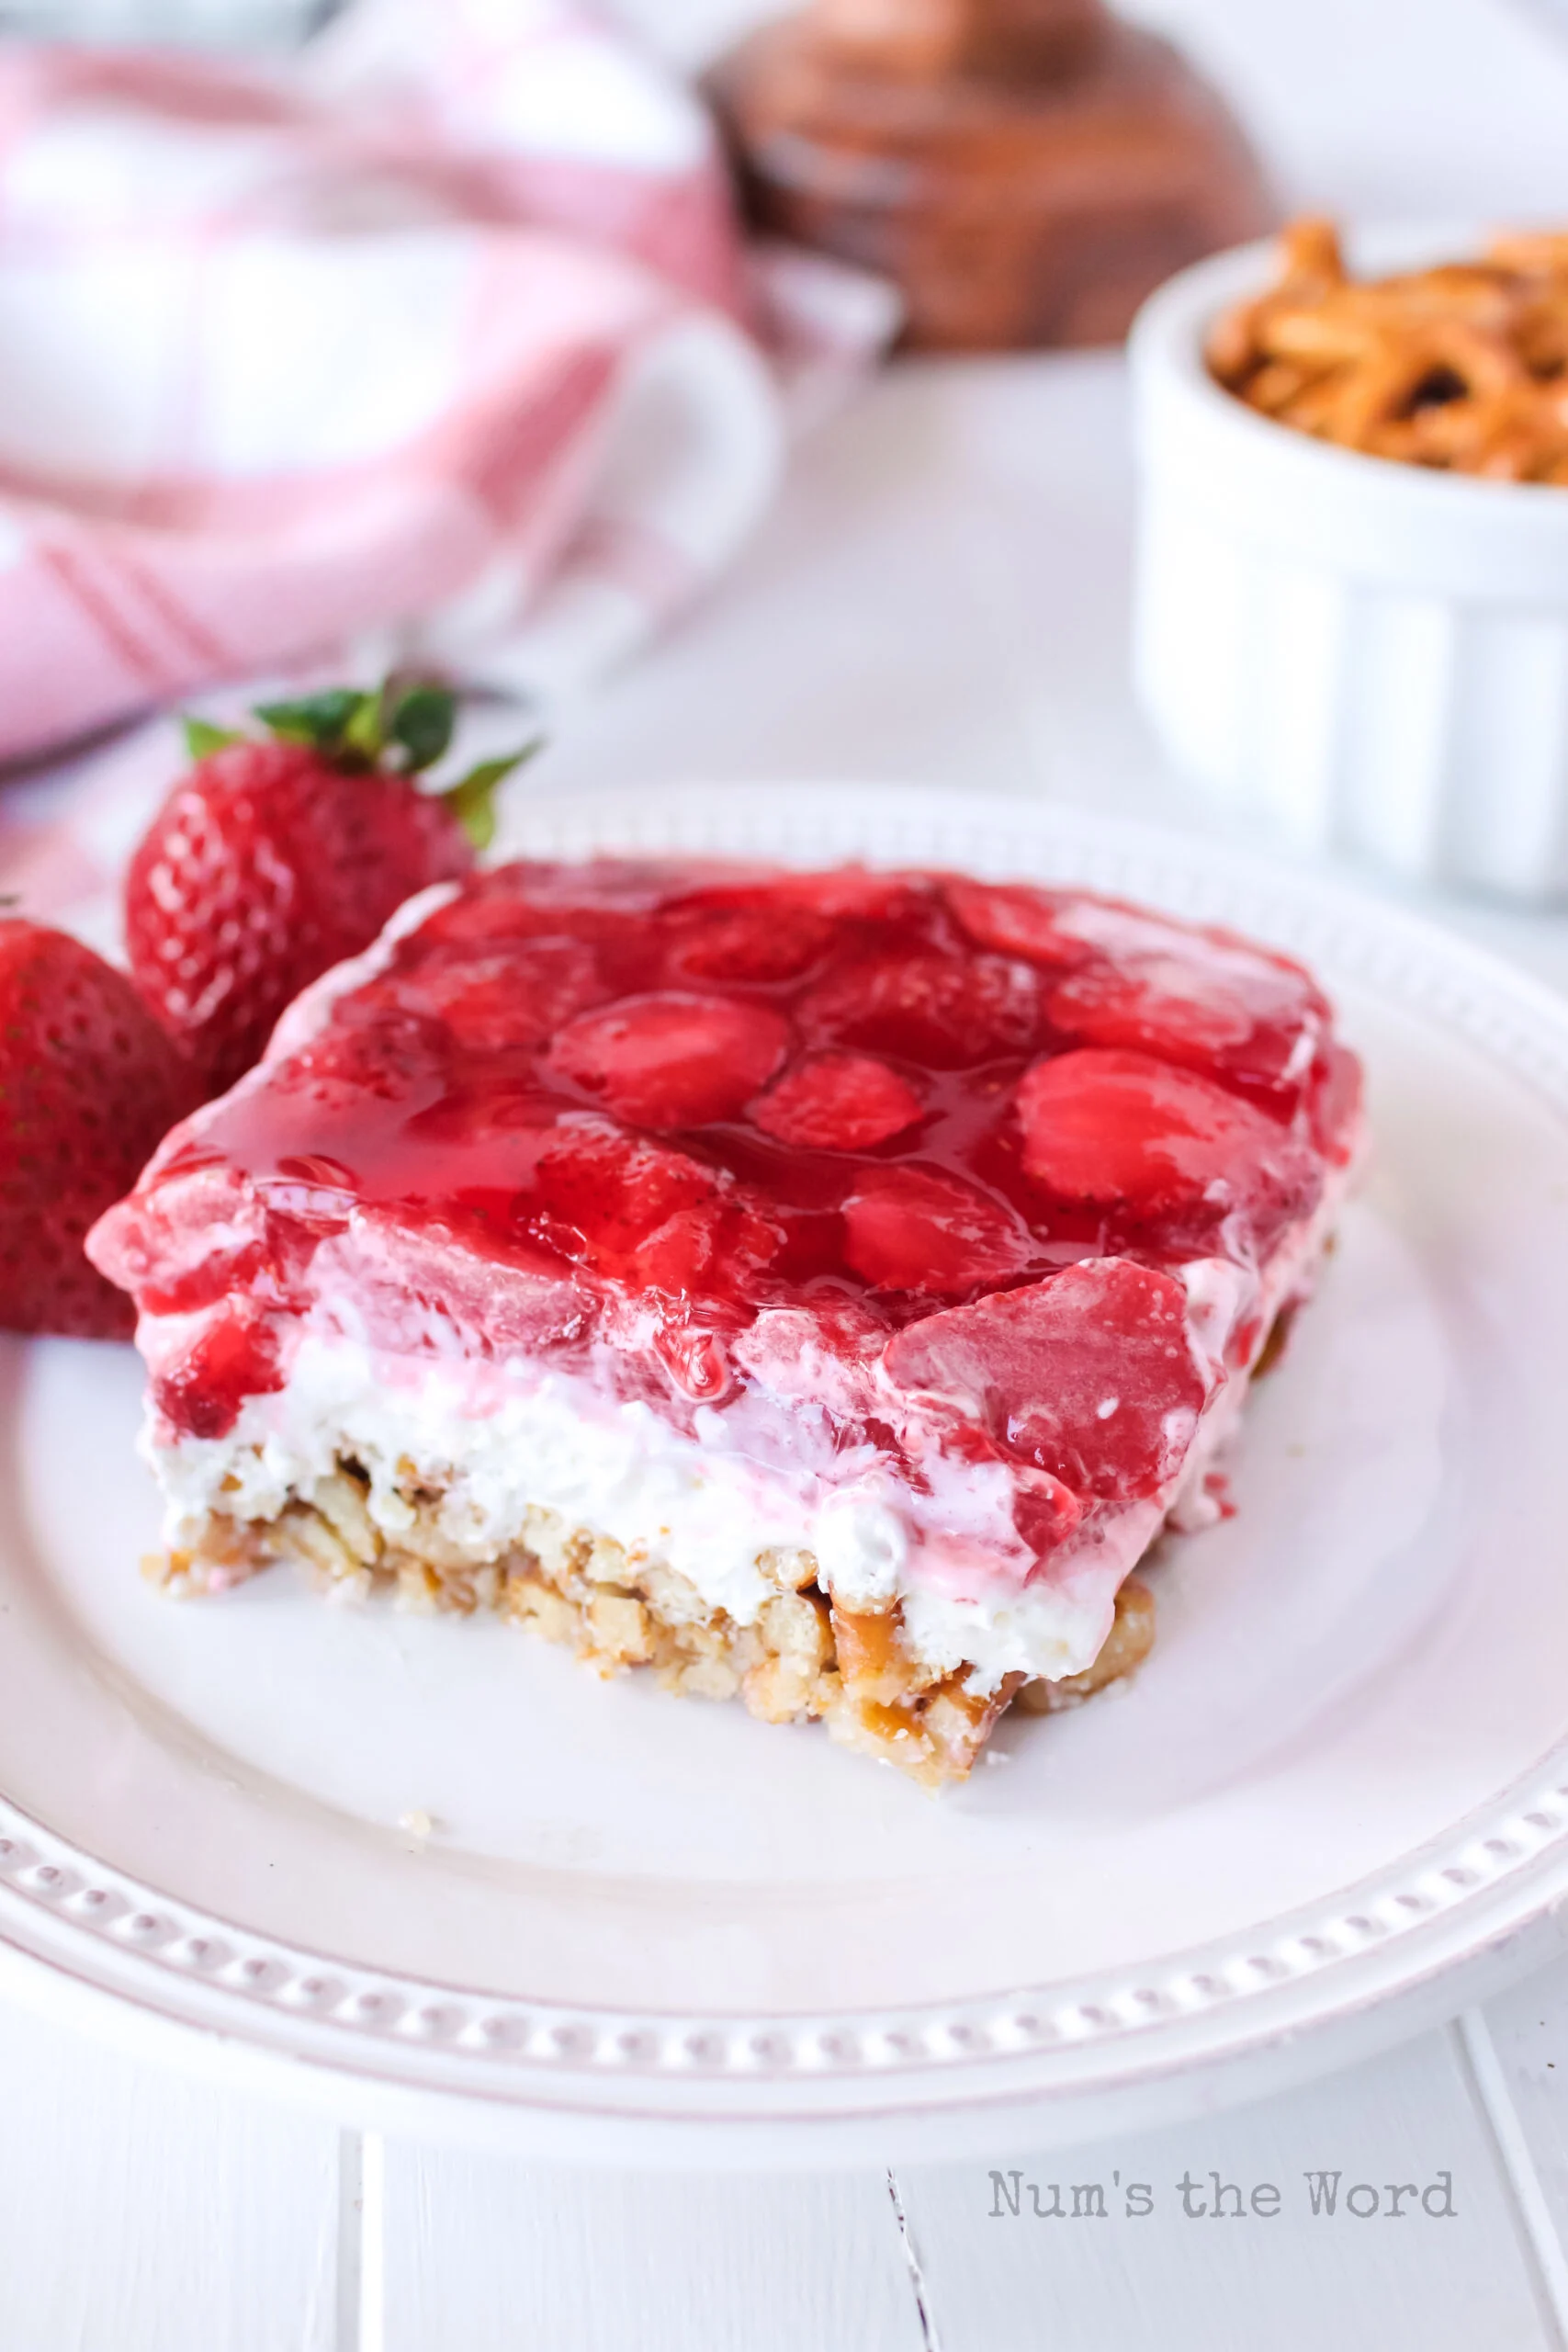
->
[152, 1464, 1156, 1790]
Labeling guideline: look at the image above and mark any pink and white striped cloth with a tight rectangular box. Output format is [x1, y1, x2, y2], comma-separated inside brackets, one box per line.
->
[0, 0, 892, 774]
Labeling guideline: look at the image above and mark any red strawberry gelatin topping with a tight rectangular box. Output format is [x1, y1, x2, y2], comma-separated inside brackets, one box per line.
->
[94, 860, 1361, 1570]
[843, 1164, 1032, 1295]
[1016, 1047, 1320, 1238]
[152, 1296, 286, 1441]
[751, 1051, 922, 1151]
[885, 1257, 1210, 1504]
[548, 992, 791, 1129]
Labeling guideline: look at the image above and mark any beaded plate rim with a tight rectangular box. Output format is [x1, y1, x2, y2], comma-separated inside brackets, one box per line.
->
[3, 779, 1567, 2126]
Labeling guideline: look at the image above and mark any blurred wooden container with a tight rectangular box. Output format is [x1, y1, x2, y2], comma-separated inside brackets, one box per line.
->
[705, 0, 1273, 351]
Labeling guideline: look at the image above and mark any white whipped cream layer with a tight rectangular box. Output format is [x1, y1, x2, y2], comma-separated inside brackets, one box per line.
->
[153, 1326, 1123, 1686]
[146, 1143, 1351, 1693]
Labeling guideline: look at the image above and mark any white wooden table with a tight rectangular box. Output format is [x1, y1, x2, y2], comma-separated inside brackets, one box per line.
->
[10, 0, 1568, 2344]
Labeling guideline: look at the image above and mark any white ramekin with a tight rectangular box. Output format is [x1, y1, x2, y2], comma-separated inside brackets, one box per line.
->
[1129, 234, 1568, 903]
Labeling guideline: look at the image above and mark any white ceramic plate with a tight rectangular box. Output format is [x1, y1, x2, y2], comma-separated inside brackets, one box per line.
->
[6, 781, 1568, 2165]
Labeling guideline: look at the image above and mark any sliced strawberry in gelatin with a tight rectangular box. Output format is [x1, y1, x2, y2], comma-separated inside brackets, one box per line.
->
[663, 891, 832, 984]
[842, 1164, 1032, 1294]
[535, 1122, 721, 1259]
[412, 892, 560, 949]
[1016, 1048, 1321, 1231]
[750, 1051, 922, 1151]
[943, 880, 1092, 970]
[778, 867, 931, 923]
[547, 993, 792, 1129]
[152, 1296, 286, 1441]
[1047, 956, 1252, 1054]
[886, 1258, 1211, 1502]
[400, 1072, 559, 1152]
[533, 1121, 781, 1297]
[1043, 944, 1326, 1091]
[417, 864, 656, 955]
[951, 878, 1329, 1091]
[799, 950, 1037, 1067]
[369, 939, 604, 1052]
[1011, 1465, 1085, 1557]
[631, 1195, 781, 1297]
[271, 1008, 446, 1108]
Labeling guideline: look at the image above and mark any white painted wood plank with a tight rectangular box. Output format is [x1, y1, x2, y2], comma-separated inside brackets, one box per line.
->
[1457, 2006, 1568, 2338]
[894, 2027, 1558, 2352]
[1480, 1951, 1568, 2267]
[0, 2003, 339, 2352]
[380, 2152, 925, 2352]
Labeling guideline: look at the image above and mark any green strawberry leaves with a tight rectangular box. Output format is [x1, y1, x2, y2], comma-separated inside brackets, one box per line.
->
[441, 745, 541, 852]
[253, 686, 367, 753]
[182, 717, 241, 760]
[387, 684, 457, 772]
[251, 681, 458, 773]
[180, 679, 542, 852]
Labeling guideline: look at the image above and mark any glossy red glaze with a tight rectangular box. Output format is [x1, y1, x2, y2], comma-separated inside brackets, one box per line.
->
[105, 860, 1362, 1473]
[885, 1258, 1211, 1504]
[151, 1295, 285, 1439]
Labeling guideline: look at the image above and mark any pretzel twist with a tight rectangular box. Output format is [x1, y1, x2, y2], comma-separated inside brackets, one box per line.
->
[1208, 218, 1568, 483]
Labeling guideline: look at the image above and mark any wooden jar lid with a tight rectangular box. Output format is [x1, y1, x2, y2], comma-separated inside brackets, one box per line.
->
[705, 0, 1273, 350]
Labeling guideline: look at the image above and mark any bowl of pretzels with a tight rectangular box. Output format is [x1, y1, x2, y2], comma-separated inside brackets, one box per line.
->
[1130, 219, 1568, 901]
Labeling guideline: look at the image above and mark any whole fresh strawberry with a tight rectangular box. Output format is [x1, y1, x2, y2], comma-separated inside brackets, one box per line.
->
[125, 682, 536, 1095]
[0, 920, 196, 1338]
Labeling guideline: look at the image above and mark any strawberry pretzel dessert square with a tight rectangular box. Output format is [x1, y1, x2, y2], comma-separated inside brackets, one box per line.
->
[90, 857, 1362, 1787]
